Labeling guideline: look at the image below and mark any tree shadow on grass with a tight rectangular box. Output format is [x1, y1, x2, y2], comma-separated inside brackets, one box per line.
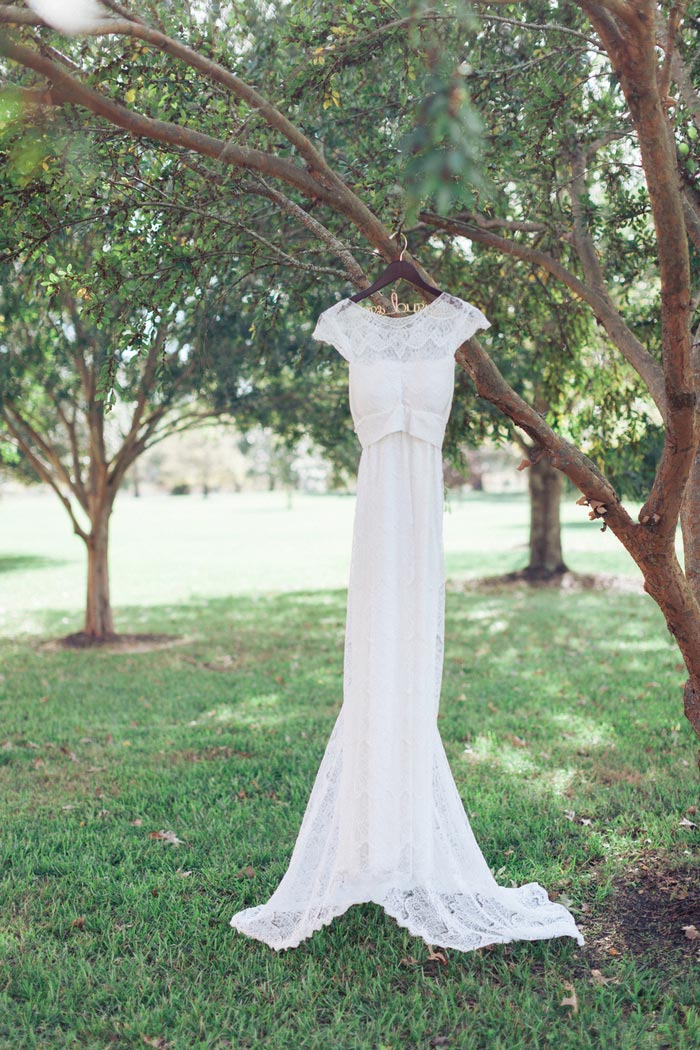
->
[5, 584, 696, 979]
[0, 553, 70, 574]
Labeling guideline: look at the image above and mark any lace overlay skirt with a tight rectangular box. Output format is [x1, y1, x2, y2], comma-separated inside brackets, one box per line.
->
[230, 431, 585, 951]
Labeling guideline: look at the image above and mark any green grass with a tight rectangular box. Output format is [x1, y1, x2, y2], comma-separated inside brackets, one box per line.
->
[0, 490, 698, 1049]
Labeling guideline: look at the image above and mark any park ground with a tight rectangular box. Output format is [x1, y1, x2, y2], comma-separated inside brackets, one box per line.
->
[0, 488, 698, 1049]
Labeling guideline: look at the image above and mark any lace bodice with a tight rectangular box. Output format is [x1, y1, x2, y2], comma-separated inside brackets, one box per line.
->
[312, 292, 490, 364]
[312, 292, 491, 450]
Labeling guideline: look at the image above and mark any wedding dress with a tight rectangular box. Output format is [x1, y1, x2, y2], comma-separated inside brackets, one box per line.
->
[230, 292, 585, 952]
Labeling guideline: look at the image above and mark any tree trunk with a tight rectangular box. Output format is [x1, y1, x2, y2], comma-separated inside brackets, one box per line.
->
[526, 453, 568, 578]
[679, 333, 700, 607]
[84, 505, 115, 639]
[466, 450, 484, 491]
[634, 545, 700, 745]
[680, 444, 700, 607]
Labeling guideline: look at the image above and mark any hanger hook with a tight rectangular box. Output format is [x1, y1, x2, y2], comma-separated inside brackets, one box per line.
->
[399, 232, 408, 261]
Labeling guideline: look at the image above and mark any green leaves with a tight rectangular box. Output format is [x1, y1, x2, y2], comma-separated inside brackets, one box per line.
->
[398, 65, 486, 222]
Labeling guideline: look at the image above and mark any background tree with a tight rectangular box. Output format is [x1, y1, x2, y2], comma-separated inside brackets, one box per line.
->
[0, 119, 355, 639]
[2, 1, 700, 749]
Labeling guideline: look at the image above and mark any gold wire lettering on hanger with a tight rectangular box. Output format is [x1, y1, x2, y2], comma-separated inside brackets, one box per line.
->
[368, 291, 427, 315]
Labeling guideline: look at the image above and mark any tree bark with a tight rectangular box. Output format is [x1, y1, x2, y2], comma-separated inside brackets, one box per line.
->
[84, 502, 115, 639]
[527, 454, 568, 578]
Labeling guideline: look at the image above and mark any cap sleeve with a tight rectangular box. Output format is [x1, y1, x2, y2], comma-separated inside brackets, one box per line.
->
[451, 300, 491, 349]
[312, 304, 352, 362]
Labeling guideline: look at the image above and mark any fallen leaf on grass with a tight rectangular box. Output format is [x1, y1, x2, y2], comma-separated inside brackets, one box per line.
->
[560, 982, 578, 1013]
[590, 969, 620, 986]
[235, 866, 256, 879]
[148, 830, 185, 845]
[71, 916, 85, 928]
[427, 947, 448, 965]
[679, 817, 698, 829]
[399, 955, 419, 967]
[182, 654, 240, 674]
[682, 925, 700, 940]
[563, 809, 594, 826]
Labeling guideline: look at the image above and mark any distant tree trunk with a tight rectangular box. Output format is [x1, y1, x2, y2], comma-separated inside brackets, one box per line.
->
[84, 498, 116, 638]
[443, 461, 470, 489]
[84, 470, 118, 638]
[466, 450, 484, 491]
[526, 453, 568, 578]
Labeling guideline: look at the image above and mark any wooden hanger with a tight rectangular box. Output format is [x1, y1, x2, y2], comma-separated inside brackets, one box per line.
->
[349, 234, 442, 307]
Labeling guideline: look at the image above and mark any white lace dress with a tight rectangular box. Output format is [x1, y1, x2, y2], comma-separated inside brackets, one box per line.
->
[230, 292, 585, 952]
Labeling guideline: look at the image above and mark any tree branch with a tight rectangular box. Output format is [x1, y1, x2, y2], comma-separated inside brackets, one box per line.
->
[475, 12, 600, 47]
[579, 0, 695, 538]
[49, 393, 89, 511]
[0, 5, 336, 184]
[248, 179, 368, 288]
[681, 182, 700, 254]
[0, 36, 335, 206]
[0, 408, 89, 542]
[419, 210, 667, 416]
[110, 323, 169, 482]
[570, 146, 607, 295]
[450, 328, 641, 548]
[1, 400, 79, 496]
[658, 1, 687, 102]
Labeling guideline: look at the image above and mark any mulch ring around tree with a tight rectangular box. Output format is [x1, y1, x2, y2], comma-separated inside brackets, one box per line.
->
[455, 570, 645, 595]
[39, 632, 193, 654]
[582, 852, 700, 974]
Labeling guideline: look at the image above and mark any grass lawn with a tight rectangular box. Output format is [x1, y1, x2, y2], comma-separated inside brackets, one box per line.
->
[0, 488, 698, 1049]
